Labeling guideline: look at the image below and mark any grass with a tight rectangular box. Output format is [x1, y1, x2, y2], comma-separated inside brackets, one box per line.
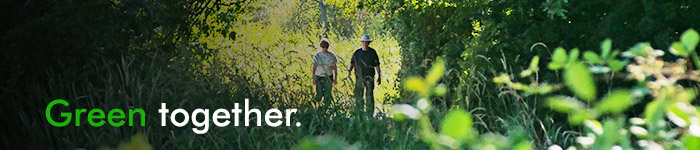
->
[1, 50, 415, 149]
[454, 48, 579, 148]
[1, 32, 580, 149]
[1, 3, 581, 148]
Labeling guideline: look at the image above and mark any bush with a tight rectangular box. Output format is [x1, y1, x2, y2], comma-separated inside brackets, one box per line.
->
[495, 29, 700, 149]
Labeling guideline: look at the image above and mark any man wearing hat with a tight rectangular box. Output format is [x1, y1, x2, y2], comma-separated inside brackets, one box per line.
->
[347, 34, 381, 117]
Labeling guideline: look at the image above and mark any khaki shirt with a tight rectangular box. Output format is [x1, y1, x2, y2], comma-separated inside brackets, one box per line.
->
[312, 51, 337, 77]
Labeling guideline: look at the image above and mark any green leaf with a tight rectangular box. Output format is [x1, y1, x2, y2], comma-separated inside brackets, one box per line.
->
[520, 70, 533, 77]
[511, 83, 529, 91]
[601, 39, 612, 59]
[552, 47, 567, 64]
[433, 84, 447, 96]
[608, 59, 627, 72]
[682, 134, 700, 150]
[549, 47, 568, 70]
[569, 110, 597, 125]
[675, 89, 697, 103]
[644, 100, 667, 134]
[595, 90, 634, 114]
[583, 51, 602, 64]
[681, 29, 699, 51]
[644, 100, 662, 122]
[531, 84, 553, 95]
[404, 77, 427, 94]
[670, 42, 689, 57]
[548, 62, 565, 70]
[425, 59, 445, 85]
[493, 73, 510, 84]
[623, 43, 651, 58]
[513, 141, 533, 150]
[592, 119, 624, 150]
[529, 55, 540, 70]
[564, 62, 597, 101]
[297, 135, 348, 150]
[567, 48, 580, 65]
[609, 50, 620, 59]
[521, 56, 540, 77]
[547, 96, 585, 113]
[589, 66, 610, 73]
[440, 109, 473, 141]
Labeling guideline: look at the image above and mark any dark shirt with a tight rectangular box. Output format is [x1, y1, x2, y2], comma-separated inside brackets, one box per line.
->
[350, 47, 380, 78]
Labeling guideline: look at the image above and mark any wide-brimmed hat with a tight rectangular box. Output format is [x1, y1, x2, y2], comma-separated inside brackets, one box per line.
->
[359, 35, 372, 42]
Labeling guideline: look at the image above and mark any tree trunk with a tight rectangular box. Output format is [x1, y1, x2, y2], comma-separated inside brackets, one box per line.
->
[318, 0, 329, 38]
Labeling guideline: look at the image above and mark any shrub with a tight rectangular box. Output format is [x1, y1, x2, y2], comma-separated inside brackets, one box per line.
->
[495, 29, 700, 149]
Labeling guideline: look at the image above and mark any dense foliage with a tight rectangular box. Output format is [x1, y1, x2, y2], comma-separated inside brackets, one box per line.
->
[493, 29, 700, 149]
[382, 0, 700, 147]
[1, 0, 251, 148]
[2, 0, 700, 149]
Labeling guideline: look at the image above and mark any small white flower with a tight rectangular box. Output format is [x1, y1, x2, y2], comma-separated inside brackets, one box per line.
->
[577, 136, 595, 147]
[417, 99, 429, 111]
[653, 50, 665, 56]
[666, 111, 687, 127]
[548, 145, 563, 150]
[690, 117, 699, 125]
[622, 51, 635, 58]
[482, 144, 497, 150]
[585, 120, 604, 135]
[630, 117, 646, 125]
[612, 145, 622, 150]
[630, 126, 648, 136]
[656, 120, 667, 127]
[637, 140, 648, 147]
[647, 141, 664, 150]
[392, 104, 421, 119]
[619, 129, 628, 135]
[676, 102, 694, 112]
[689, 124, 700, 137]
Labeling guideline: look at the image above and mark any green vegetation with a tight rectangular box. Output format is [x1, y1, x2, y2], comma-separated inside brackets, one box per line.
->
[494, 29, 700, 149]
[2, 0, 700, 149]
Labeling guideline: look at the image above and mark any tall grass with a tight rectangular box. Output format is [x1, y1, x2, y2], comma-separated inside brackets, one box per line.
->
[1, 1, 583, 148]
[454, 47, 579, 148]
[1, 48, 422, 149]
[204, 18, 403, 117]
[1, 32, 579, 149]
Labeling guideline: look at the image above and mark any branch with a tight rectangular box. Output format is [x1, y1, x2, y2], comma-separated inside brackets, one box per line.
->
[215, 0, 246, 6]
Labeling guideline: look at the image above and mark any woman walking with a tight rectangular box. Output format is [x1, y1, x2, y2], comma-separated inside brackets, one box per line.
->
[312, 38, 337, 113]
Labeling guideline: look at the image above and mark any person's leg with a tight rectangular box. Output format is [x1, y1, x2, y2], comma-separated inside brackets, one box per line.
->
[315, 76, 323, 104]
[354, 76, 365, 117]
[322, 75, 333, 113]
[364, 76, 375, 118]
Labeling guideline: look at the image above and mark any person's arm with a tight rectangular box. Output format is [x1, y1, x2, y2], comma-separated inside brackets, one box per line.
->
[347, 53, 355, 78]
[346, 63, 354, 80]
[312, 65, 317, 85]
[332, 53, 338, 85]
[347, 63, 354, 72]
[376, 66, 381, 85]
[333, 65, 337, 85]
[374, 50, 381, 85]
[312, 54, 318, 85]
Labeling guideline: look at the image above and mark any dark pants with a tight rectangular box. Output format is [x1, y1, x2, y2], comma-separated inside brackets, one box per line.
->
[315, 75, 333, 112]
[354, 76, 374, 117]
